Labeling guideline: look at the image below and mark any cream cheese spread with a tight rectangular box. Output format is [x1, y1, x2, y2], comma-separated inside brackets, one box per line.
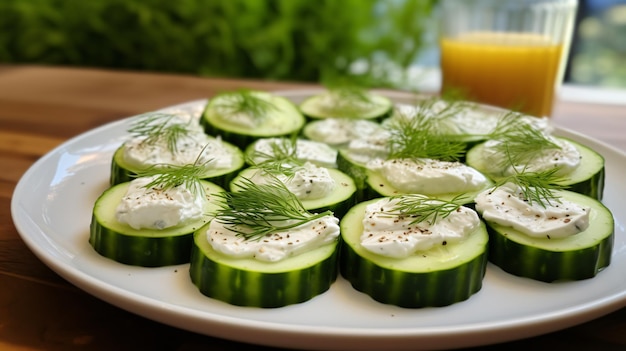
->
[115, 175, 204, 230]
[248, 162, 336, 200]
[206, 215, 340, 262]
[367, 158, 489, 194]
[123, 131, 235, 170]
[304, 118, 384, 146]
[360, 197, 480, 257]
[342, 132, 391, 166]
[387, 102, 500, 137]
[480, 136, 581, 176]
[474, 183, 590, 238]
[249, 138, 338, 168]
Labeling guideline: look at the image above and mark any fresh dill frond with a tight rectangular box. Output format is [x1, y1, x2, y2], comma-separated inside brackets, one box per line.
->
[133, 146, 212, 197]
[128, 112, 193, 153]
[386, 104, 467, 161]
[134, 163, 207, 197]
[385, 194, 467, 225]
[488, 112, 561, 167]
[213, 176, 332, 240]
[211, 89, 278, 120]
[495, 166, 567, 208]
[245, 138, 304, 177]
[492, 148, 567, 208]
[417, 97, 473, 122]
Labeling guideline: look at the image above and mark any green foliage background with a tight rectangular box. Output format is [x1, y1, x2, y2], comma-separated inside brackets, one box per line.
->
[0, 0, 436, 87]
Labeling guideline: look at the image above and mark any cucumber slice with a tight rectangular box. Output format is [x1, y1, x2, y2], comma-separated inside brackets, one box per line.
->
[230, 167, 357, 218]
[89, 180, 225, 267]
[466, 137, 605, 200]
[336, 148, 381, 202]
[189, 223, 339, 308]
[109, 142, 245, 188]
[299, 90, 393, 121]
[364, 166, 493, 203]
[481, 190, 614, 282]
[201, 91, 305, 148]
[336, 150, 368, 202]
[340, 198, 489, 307]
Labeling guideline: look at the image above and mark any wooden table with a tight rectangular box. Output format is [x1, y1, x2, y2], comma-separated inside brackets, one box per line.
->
[1, 65, 625, 351]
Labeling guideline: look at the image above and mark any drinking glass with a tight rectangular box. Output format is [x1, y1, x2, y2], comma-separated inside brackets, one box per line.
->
[439, 0, 578, 117]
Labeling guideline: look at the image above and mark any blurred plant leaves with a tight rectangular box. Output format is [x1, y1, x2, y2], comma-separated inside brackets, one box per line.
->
[0, 0, 435, 88]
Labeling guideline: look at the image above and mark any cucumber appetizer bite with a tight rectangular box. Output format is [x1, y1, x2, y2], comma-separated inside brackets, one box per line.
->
[466, 112, 605, 200]
[111, 111, 244, 188]
[382, 98, 501, 149]
[474, 170, 614, 282]
[201, 89, 305, 148]
[90, 162, 225, 267]
[340, 195, 489, 307]
[363, 108, 493, 201]
[236, 138, 355, 217]
[231, 164, 356, 219]
[299, 86, 393, 121]
[190, 177, 340, 308]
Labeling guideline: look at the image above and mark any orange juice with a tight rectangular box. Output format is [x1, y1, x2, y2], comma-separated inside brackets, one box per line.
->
[440, 32, 564, 117]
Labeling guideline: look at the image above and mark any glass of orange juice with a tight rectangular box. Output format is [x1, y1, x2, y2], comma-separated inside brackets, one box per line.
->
[439, 0, 577, 117]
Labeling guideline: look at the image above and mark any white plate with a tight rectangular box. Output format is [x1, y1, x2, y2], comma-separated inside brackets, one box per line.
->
[11, 90, 626, 350]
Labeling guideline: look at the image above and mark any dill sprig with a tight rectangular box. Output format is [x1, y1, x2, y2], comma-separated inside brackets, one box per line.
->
[488, 112, 561, 167]
[134, 163, 207, 197]
[496, 168, 566, 208]
[133, 146, 212, 197]
[128, 112, 193, 153]
[213, 176, 332, 240]
[211, 89, 278, 120]
[492, 148, 567, 208]
[384, 194, 467, 225]
[414, 97, 473, 122]
[386, 103, 467, 161]
[245, 138, 304, 177]
[420, 98, 479, 136]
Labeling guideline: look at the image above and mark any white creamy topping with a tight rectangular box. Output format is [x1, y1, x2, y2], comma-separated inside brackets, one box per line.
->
[474, 183, 590, 238]
[305, 118, 384, 146]
[367, 158, 488, 195]
[157, 104, 205, 126]
[388, 102, 500, 136]
[123, 131, 234, 169]
[115, 176, 204, 230]
[248, 162, 336, 200]
[521, 115, 553, 134]
[207, 215, 340, 262]
[480, 136, 581, 176]
[389, 102, 552, 137]
[361, 197, 480, 258]
[342, 131, 391, 165]
[250, 138, 338, 168]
